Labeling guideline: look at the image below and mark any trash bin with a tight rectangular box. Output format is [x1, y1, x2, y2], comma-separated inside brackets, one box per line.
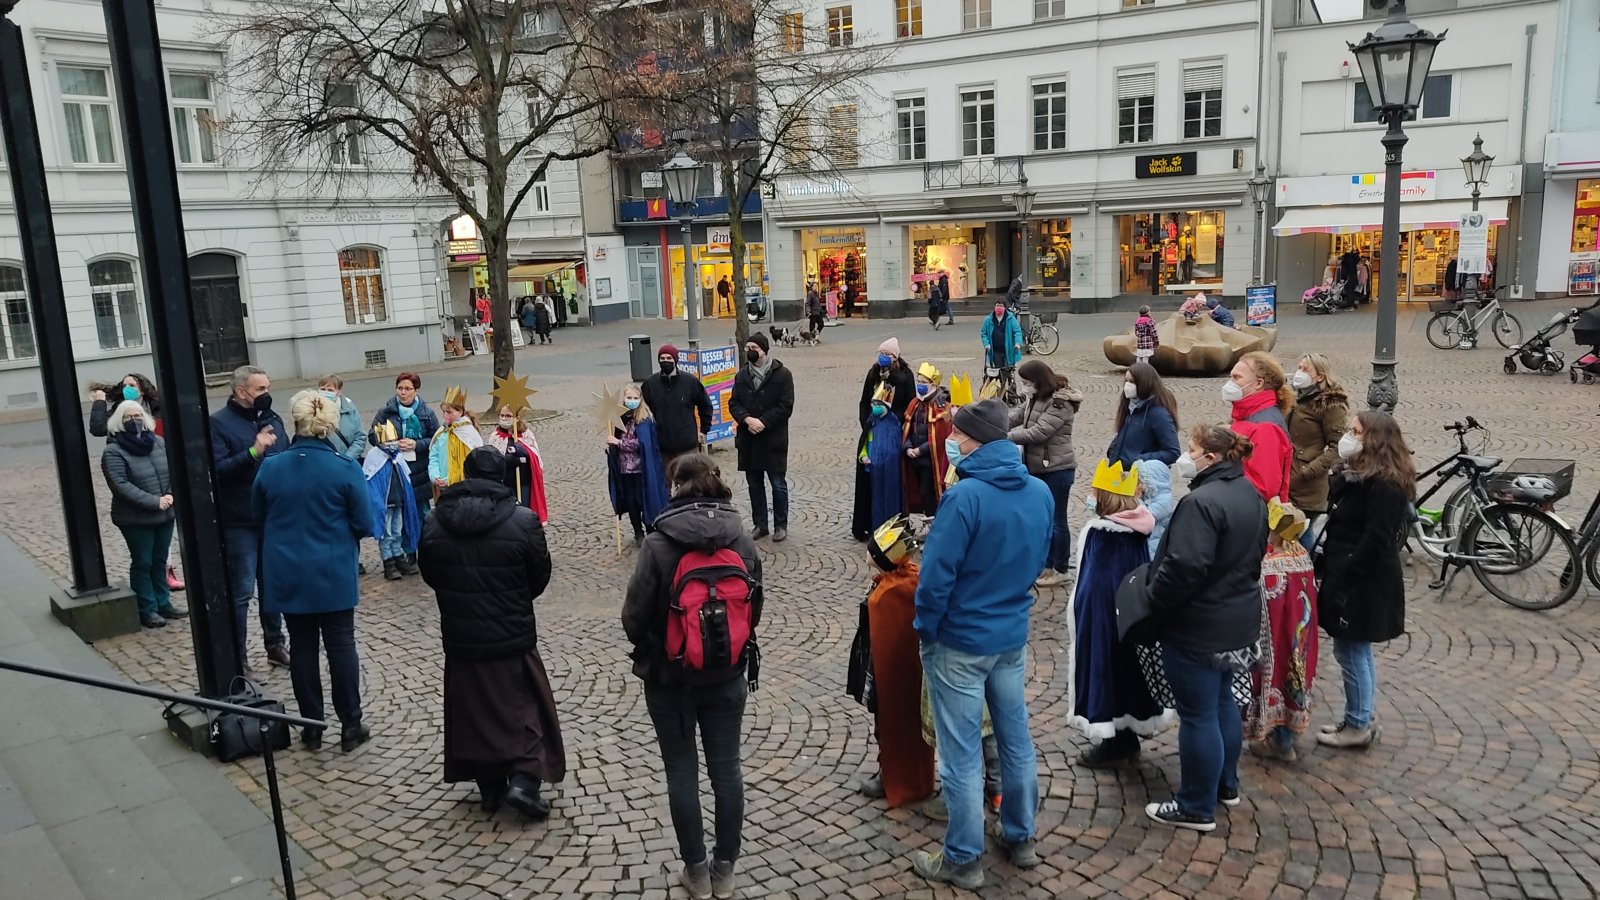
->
[628, 334, 653, 382]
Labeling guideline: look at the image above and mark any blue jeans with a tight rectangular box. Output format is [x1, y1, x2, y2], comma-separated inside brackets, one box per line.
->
[1037, 468, 1075, 572]
[746, 470, 789, 530]
[921, 642, 1038, 865]
[119, 520, 175, 617]
[1332, 639, 1376, 729]
[222, 526, 285, 662]
[1162, 643, 1243, 819]
[284, 609, 362, 731]
[378, 507, 405, 560]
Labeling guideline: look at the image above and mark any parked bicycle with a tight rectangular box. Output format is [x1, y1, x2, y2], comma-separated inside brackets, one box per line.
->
[1023, 312, 1060, 356]
[1425, 287, 1523, 351]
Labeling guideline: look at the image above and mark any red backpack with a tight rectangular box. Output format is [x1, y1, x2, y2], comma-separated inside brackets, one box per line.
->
[667, 547, 756, 672]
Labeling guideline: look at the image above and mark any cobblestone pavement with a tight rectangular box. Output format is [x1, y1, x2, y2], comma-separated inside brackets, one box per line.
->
[4, 301, 1600, 898]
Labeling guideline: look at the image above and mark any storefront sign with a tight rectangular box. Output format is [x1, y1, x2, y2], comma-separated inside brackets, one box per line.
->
[1071, 251, 1094, 288]
[471, 266, 488, 289]
[1570, 260, 1598, 296]
[447, 214, 484, 259]
[1135, 152, 1197, 179]
[641, 171, 663, 188]
[815, 231, 863, 246]
[785, 179, 850, 197]
[1349, 171, 1436, 203]
[1458, 212, 1490, 275]
[707, 228, 731, 253]
[1246, 284, 1277, 326]
[678, 346, 739, 443]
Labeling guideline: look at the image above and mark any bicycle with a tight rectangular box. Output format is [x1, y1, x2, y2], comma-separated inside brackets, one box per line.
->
[1406, 420, 1579, 610]
[1023, 312, 1060, 356]
[979, 364, 1020, 407]
[1425, 287, 1523, 351]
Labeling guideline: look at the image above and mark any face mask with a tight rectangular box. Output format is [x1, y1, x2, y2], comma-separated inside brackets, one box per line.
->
[624, 398, 641, 410]
[877, 353, 892, 368]
[915, 383, 931, 398]
[498, 417, 515, 429]
[871, 402, 888, 418]
[253, 392, 273, 412]
[659, 361, 676, 376]
[1220, 381, 1245, 403]
[1290, 370, 1315, 391]
[1172, 453, 1198, 480]
[944, 436, 965, 466]
[320, 389, 339, 403]
[124, 417, 145, 434]
[1122, 382, 1138, 400]
[1338, 433, 1363, 459]
[121, 384, 140, 402]
[746, 349, 761, 364]
[993, 306, 1005, 318]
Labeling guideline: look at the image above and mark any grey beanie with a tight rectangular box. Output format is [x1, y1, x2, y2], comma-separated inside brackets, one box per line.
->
[952, 399, 1010, 444]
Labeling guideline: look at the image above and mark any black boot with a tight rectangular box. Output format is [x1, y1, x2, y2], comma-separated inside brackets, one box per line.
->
[477, 776, 508, 813]
[505, 773, 550, 820]
[399, 554, 420, 576]
[1078, 730, 1140, 768]
[382, 558, 402, 581]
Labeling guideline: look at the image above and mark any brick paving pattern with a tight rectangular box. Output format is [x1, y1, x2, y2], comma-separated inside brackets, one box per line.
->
[4, 302, 1600, 898]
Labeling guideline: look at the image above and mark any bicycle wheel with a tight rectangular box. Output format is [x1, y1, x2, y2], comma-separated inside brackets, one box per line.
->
[1035, 324, 1060, 355]
[1490, 311, 1523, 349]
[1438, 482, 1475, 543]
[1462, 504, 1580, 610]
[1426, 312, 1467, 350]
[1585, 538, 1600, 593]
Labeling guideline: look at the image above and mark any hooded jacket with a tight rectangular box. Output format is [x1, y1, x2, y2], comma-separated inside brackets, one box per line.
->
[913, 440, 1053, 656]
[1138, 461, 1175, 557]
[640, 369, 714, 455]
[1008, 387, 1083, 475]
[621, 498, 764, 686]
[419, 478, 552, 661]
[1231, 390, 1294, 503]
[1286, 384, 1350, 512]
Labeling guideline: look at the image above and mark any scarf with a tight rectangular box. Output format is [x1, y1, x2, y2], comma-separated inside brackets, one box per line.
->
[113, 427, 156, 456]
[441, 419, 484, 485]
[362, 445, 421, 552]
[750, 355, 774, 390]
[396, 400, 423, 440]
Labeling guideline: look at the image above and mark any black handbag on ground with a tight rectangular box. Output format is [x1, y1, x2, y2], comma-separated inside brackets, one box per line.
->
[206, 678, 291, 762]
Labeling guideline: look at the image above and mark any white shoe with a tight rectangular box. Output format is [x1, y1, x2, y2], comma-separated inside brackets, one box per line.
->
[1035, 570, 1068, 588]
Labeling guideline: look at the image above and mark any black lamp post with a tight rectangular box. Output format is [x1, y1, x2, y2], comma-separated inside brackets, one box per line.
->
[1248, 162, 1271, 286]
[660, 136, 704, 352]
[1457, 134, 1494, 338]
[1347, 1, 1445, 411]
[1013, 169, 1036, 311]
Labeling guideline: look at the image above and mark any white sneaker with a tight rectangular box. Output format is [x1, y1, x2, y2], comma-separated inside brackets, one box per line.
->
[1035, 571, 1068, 588]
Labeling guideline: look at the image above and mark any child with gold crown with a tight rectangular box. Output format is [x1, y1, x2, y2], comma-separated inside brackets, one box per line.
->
[428, 385, 484, 493]
[1065, 458, 1174, 768]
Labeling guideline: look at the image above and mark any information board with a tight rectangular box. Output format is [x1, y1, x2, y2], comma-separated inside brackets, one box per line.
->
[1458, 212, 1490, 275]
[1570, 260, 1597, 296]
[678, 345, 739, 444]
[1246, 284, 1277, 326]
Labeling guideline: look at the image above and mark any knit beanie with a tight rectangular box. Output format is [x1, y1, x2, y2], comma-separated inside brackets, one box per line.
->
[463, 446, 506, 482]
[749, 332, 770, 353]
[878, 337, 901, 359]
[951, 399, 1010, 444]
[659, 343, 680, 362]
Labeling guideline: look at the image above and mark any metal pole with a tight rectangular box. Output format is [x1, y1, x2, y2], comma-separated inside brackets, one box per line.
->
[1251, 200, 1264, 286]
[1459, 183, 1482, 348]
[0, 12, 110, 595]
[1368, 113, 1408, 412]
[258, 720, 299, 900]
[102, 0, 239, 695]
[681, 216, 701, 351]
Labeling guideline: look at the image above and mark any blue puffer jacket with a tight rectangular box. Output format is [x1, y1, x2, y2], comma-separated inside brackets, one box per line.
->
[1107, 400, 1180, 467]
[913, 440, 1053, 656]
[1139, 461, 1175, 557]
[254, 438, 373, 616]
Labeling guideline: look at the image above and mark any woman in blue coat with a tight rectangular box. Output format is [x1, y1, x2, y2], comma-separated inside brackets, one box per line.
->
[979, 303, 1023, 370]
[1106, 362, 1181, 467]
[255, 390, 376, 753]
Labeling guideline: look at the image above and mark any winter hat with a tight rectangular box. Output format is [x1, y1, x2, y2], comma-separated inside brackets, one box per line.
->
[659, 343, 680, 362]
[463, 446, 506, 482]
[878, 337, 901, 359]
[749, 332, 770, 353]
[952, 399, 1010, 444]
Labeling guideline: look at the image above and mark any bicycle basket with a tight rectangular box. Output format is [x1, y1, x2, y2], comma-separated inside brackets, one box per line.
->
[1487, 458, 1575, 504]
[1427, 300, 1462, 314]
[1036, 312, 1059, 325]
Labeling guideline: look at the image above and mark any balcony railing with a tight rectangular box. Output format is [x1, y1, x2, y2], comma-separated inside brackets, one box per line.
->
[615, 116, 759, 153]
[617, 193, 762, 224]
[924, 156, 1023, 191]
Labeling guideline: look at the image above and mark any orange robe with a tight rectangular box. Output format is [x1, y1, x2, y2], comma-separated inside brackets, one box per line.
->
[868, 564, 935, 807]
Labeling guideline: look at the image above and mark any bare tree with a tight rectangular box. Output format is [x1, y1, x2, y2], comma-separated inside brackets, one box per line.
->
[214, 0, 677, 379]
[607, 1, 894, 348]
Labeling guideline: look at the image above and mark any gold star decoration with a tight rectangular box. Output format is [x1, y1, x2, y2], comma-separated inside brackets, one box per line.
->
[590, 382, 625, 436]
[487, 371, 538, 419]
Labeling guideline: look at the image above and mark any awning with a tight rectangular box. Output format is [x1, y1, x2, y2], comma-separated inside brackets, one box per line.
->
[508, 261, 577, 279]
[1272, 199, 1509, 236]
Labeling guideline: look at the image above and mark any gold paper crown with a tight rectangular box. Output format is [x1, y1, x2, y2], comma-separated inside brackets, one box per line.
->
[917, 361, 942, 383]
[1091, 459, 1140, 496]
[871, 382, 894, 405]
[442, 384, 468, 410]
[1267, 498, 1308, 543]
[870, 514, 919, 570]
[948, 373, 974, 406]
[372, 421, 398, 445]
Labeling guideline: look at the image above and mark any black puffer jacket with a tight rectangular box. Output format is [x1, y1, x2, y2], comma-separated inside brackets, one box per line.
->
[101, 434, 174, 528]
[621, 498, 764, 687]
[1145, 459, 1268, 652]
[418, 478, 552, 661]
[1316, 469, 1409, 643]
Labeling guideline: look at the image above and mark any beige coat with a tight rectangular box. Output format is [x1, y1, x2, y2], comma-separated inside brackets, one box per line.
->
[1007, 389, 1083, 475]
[1286, 385, 1349, 512]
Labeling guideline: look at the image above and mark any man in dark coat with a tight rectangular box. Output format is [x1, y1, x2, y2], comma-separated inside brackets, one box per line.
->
[640, 343, 713, 468]
[729, 332, 795, 541]
[418, 447, 563, 820]
[210, 365, 290, 676]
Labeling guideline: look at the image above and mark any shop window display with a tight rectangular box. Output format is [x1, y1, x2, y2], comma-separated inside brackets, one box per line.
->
[1116, 211, 1223, 295]
[1573, 179, 1600, 253]
[803, 227, 869, 316]
[1330, 227, 1497, 302]
[1031, 219, 1071, 289]
[909, 224, 987, 300]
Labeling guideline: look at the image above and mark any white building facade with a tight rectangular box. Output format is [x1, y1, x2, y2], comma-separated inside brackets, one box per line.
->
[762, 0, 1268, 315]
[1536, 0, 1600, 296]
[0, 0, 452, 411]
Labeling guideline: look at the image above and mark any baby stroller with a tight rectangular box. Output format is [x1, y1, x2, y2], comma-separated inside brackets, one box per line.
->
[1572, 303, 1600, 383]
[1503, 300, 1599, 375]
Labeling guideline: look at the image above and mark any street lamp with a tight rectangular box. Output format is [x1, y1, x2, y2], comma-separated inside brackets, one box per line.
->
[1013, 169, 1036, 314]
[1347, 0, 1445, 411]
[1457, 133, 1494, 339]
[1248, 162, 1271, 286]
[660, 135, 704, 351]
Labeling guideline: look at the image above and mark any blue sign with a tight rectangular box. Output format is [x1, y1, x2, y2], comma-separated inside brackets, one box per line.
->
[1246, 284, 1277, 326]
[678, 346, 739, 444]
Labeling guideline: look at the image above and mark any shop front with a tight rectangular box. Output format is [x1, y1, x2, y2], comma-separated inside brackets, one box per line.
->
[1028, 218, 1073, 292]
[1114, 208, 1226, 296]
[906, 222, 988, 301]
[667, 229, 766, 320]
[801, 226, 869, 316]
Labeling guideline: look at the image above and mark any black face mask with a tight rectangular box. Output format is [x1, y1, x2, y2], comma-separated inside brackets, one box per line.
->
[746, 350, 761, 365]
[252, 392, 273, 412]
[659, 361, 676, 376]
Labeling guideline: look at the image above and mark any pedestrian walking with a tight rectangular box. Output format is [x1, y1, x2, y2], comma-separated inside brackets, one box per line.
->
[804, 282, 825, 335]
[1286, 353, 1349, 549]
[622, 454, 763, 900]
[858, 338, 916, 428]
[489, 406, 550, 522]
[1247, 500, 1320, 763]
[1139, 425, 1267, 832]
[210, 365, 290, 676]
[428, 385, 484, 493]
[729, 332, 795, 542]
[100, 401, 186, 629]
[900, 362, 952, 515]
[1107, 362, 1181, 467]
[641, 344, 714, 469]
[519, 300, 538, 345]
[369, 372, 438, 577]
[1133, 305, 1160, 365]
[607, 384, 670, 546]
[910, 399, 1051, 890]
[1009, 360, 1082, 588]
[534, 296, 554, 344]
[980, 303, 1023, 372]
[317, 375, 367, 462]
[939, 272, 954, 325]
[1224, 351, 1294, 502]
[1315, 411, 1414, 750]
[419, 446, 564, 819]
[253, 390, 375, 753]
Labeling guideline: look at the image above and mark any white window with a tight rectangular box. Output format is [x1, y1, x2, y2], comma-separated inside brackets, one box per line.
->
[1034, 0, 1067, 18]
[58, 66, 118, 165]
[168, 73, 218, 165]
[338, 247, 388, 325]
[961, 87, 995, 157]
[1117, 70, 1156, 145]
[827, 103, 859, 167]
[1354, 73, 1453, 123]
[88, 259, 144, 350]
[0, 265, 35, 361]
[897, 0, 923, 38]
[533, 169, 551, 213]
[825, 6, 853, 47]
[1032, 80, 1067, 151]
[326, 80, 364, 166]
[520, 7, 560, 37]
[963, 0, 992, 30]
[1183, 64, 1223, 139]
[895, 95, 926, 162]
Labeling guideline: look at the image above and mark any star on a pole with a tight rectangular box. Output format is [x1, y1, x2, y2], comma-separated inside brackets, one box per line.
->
[590, 382, 625, 436]
[487, 371, 538, 418]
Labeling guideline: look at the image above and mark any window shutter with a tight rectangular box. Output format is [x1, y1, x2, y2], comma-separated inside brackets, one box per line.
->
[828, 103, 859, 167]
[1183, 65, 1223, 93]
[1117, 71, 1156, 99]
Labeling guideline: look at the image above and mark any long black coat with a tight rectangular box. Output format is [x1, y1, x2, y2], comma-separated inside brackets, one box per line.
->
[858, 362, 916, 430]
[729, 359, 795, 474]
[1316, 470, 1409, 643]
[641, 371, 713, 455]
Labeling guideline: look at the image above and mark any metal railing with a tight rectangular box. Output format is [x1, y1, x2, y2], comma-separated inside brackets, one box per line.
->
[0, 658, 324, 900]
[923, 155, 1023, 191]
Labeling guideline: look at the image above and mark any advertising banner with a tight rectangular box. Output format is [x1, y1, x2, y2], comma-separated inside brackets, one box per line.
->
[678, 346, 739, 444]
[1246, 284, 1277, 326]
